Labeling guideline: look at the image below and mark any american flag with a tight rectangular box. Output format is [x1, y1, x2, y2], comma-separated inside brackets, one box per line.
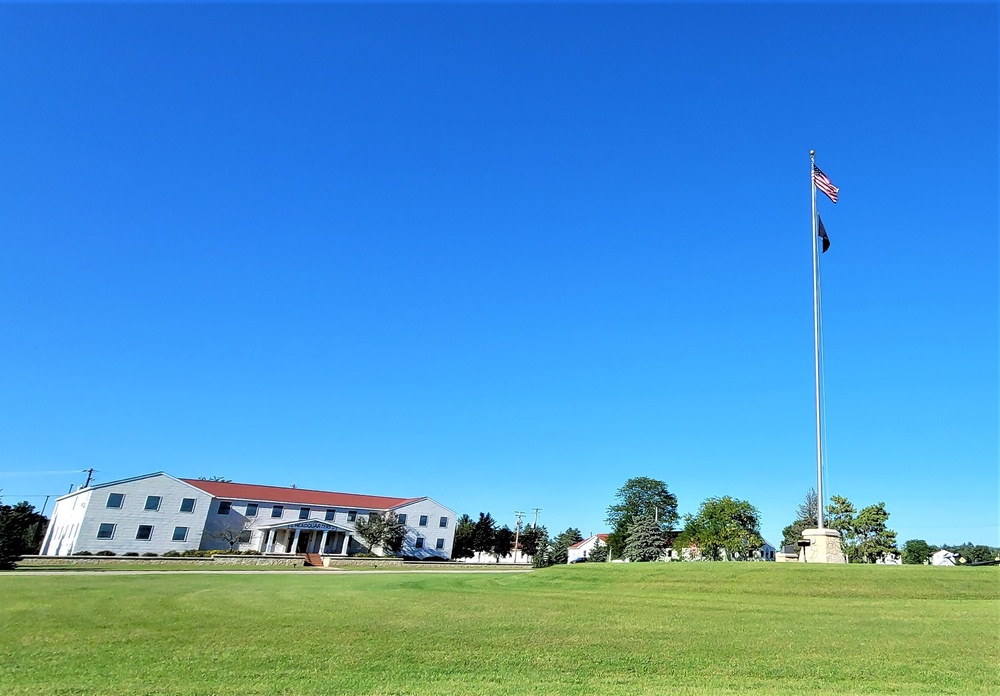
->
[812, 164, 839, 203]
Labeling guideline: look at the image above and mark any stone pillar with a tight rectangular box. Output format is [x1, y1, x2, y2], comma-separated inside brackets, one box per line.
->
[800, 528, 847, 564]
[290, 528, 301, 554]
[320, 530, 329, 554]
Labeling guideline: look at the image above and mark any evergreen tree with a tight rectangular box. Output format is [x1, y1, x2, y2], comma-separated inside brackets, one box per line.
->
[550, 527, 583, 565]
[781, 488, 818, 547]
[605, 477, 678, 560]
[853, 503, 898, 563]
[0, 499, 49, 570]
[624, 516, 667, 562]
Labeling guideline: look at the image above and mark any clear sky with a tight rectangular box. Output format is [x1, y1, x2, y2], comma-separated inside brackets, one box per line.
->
[1, 3, 996, 549]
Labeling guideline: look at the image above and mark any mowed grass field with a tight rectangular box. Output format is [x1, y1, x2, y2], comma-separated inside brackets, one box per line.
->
[0, 564, 996, 695]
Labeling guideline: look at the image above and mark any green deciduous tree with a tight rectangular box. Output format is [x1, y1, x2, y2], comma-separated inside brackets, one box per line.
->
[452, 514, 476, 559]
[948, 543, 997, 564]
[492, 526, 515, 562]
[550, 528, 583, 565]
[853, 503, 898, 563]
[624, 516, 667, 562]
[354, 511, 406, 555]
[902, 539, 936, 565]
[0, 499, 49, 570]
[675, 496, 764, 561]
[605, 477, 678, 560]
[825, 495, 859, 562]
[472, 513, 497, 561]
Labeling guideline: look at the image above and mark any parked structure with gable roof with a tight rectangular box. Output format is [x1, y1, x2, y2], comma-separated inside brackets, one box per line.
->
[39, 472, 456, 560]
[567, 533, 609, 563]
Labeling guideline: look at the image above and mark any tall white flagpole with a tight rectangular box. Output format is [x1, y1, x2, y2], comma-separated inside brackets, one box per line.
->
[810, 150, 824, 529]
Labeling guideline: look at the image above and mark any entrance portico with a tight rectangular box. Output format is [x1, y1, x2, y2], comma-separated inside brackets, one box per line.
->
[258, 519, 353, 556]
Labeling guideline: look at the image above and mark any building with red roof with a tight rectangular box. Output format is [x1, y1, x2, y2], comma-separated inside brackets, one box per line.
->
[40, 472, 456, 561]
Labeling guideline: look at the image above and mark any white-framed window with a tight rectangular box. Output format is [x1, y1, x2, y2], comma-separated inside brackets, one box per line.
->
[106, 493, 125, 509]
[136, 525, 154, 541]
[397, 514, 407, 525]
[271, 505, 284, 518]
[246, 503, 258, 517]
[435, 538, 445, 550]
[144, 496, 162, 511]
[299, 507, 310, 520]
[180, 498, 196, 513]
[238, 530, 252, 543]
[347, 511, 357, 522]
[96, 523, 116, 540]
[439, 516, 448, 528]
[172, 526, 189, 542]
[415, 537, 424, 549]
[217, 501, 232, 515]
[419, 515, 428, 527]
[325, 509, 336, 521]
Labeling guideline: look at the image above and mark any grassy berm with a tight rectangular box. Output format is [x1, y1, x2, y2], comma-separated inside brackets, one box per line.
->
[0, 563, 996, 695]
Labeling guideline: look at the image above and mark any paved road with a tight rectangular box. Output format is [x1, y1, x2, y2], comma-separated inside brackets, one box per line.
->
[5, 568, 532, 576]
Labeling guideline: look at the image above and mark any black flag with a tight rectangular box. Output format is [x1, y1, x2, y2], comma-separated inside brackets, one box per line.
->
[818, 215, 831, 253]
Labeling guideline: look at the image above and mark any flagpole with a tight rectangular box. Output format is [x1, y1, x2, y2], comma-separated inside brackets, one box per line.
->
[810, 150, 825, 529]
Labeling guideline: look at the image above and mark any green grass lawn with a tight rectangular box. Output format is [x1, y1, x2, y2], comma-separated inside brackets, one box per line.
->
[1, 563, 996, 695]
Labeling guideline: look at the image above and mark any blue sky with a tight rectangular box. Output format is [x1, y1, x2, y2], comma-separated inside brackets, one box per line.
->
[1, 3, 996, 549]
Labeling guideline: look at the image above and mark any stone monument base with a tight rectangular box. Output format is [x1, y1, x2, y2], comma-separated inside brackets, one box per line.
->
[800, 528, 847, 564]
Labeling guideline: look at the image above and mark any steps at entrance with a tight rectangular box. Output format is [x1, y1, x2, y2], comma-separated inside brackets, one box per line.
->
[303, 553, 324, 567]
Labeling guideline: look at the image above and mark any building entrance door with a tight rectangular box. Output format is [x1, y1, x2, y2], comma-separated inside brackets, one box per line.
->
[296, 531, 311, 553]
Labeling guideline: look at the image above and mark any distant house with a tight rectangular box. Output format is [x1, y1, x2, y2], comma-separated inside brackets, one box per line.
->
[875, 552, 902, 565]
[931, 549, 957, 566]
[680, 540, 776, 562]
[567, 534, 609, 563]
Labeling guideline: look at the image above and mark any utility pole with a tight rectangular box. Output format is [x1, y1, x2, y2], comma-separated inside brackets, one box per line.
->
[513, 511, 524, 563]
[40, 495, 51, 516]
[82, 468, 95, 488]
[531, 508, 541, 529]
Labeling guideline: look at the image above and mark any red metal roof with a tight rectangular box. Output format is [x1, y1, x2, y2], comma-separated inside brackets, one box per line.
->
[568, 533, 609, 550]
[181, 479, 420, 510]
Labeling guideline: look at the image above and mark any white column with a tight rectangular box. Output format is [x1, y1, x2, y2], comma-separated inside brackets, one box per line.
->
[320, 530, 329, 554]
[290, 528, 301, 554]
[342, 534, 350, 556]
[263, 529, 273, 553]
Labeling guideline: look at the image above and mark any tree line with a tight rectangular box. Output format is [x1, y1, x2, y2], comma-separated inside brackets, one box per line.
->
[0, 498, 48, 569]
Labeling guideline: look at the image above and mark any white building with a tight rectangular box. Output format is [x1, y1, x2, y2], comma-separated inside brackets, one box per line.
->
[567, 534, 609, 563]
[930, 549, 957, 566]
[39, 472, 456, 561]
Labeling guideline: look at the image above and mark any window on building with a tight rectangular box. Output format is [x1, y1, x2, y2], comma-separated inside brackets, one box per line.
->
[144, 496, 161, 511]
[238, 530, 252, 543]
[217, 501, 232, 515]
[439, 516, 448, 528]
[299, 507, 310, 520]
[96, 523, 116, 540]
[136, 525, 154, 541]
[325, 509, 336, 521]
[245, 503, 258, 517]
[419, 515, 428, 527]
[396, 514, 407, 525]
[179, 498, 196, 513]
[271, 505, 284, 518]
[436, 538, 445, 550]
[415, 537, 424, 549]
[106, 493, 125, 509]
[347, 511, 357, 522]
[172, 526, 188, 542]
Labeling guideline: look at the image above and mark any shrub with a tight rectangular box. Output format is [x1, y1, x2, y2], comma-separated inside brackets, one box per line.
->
[96, 550, 116, 556]
[353, 552, 379, 558]
[162, 550, 181, 557]
[142, 552, 158, 557]
[123, 552, 139, 557]
[73, 551, 93, 556]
